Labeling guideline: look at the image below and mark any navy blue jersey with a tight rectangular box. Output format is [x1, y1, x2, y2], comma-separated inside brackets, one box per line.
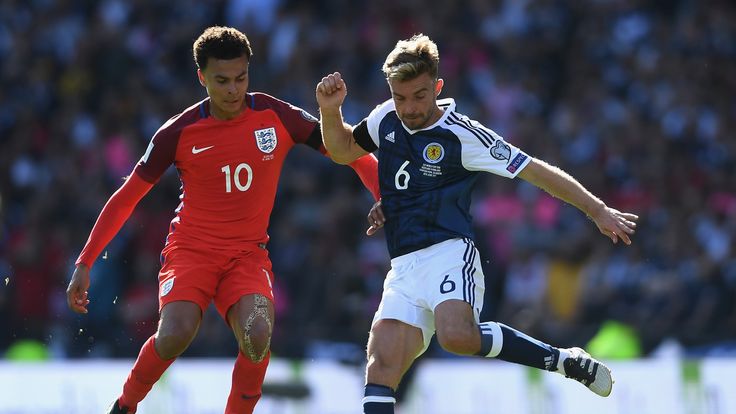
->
[353, 98, 531, 258]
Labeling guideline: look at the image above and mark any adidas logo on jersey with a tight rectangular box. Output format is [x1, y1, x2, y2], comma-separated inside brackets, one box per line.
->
[384, 131, 395, 142]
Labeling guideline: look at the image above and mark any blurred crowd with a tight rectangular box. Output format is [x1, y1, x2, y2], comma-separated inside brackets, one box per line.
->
[1, 0, 735, 362]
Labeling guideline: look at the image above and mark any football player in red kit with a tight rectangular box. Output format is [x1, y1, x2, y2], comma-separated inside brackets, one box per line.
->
[66, 26, 379, 414]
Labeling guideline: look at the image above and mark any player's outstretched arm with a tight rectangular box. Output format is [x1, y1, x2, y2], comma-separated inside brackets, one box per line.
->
[517, 158, 638, 244]
[67, 173, 153, 314]
[316, 72, 368, 164]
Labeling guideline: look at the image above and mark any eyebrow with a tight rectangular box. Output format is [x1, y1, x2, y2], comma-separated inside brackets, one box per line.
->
[214, 71, 248, 80]
[393, 87, 430, 98]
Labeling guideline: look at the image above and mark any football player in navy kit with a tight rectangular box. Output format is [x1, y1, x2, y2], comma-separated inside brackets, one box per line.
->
[316, 34, 639, 414]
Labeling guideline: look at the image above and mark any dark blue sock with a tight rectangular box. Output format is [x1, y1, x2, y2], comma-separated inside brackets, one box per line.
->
[363, 383, 395, 414]
[476, 321, 559, 371]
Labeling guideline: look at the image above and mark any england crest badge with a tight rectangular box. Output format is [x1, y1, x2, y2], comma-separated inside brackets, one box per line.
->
[254, 127, 278, 153]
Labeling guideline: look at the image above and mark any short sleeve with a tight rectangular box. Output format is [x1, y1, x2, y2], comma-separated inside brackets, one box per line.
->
[453, 115, 531, 178]
[353, 99, 397, 152]
[250, 93, 321, 150]
[352, 120, 377, 152]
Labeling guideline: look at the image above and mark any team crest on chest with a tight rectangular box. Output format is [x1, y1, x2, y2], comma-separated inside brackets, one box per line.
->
[422, 142, 445, 164]
[254, 127, 278, 153]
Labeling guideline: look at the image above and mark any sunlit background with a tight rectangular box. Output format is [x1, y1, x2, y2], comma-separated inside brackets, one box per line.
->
[1, 0, 735, 413]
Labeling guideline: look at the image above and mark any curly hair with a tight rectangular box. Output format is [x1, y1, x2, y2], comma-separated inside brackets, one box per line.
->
[382, 34, 439, 81]
[193, 26, 253, 71]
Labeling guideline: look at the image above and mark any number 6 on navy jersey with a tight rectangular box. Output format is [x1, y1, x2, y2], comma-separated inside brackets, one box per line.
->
[395, 160, 410, 190]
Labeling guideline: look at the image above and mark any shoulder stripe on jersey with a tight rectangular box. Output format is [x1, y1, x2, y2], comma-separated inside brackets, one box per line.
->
[446, 113, 496, 148]
[248, 93, 255, 109]
[447, 112, 496, 146]
[450, 112, 497, 144]
[199, 102, 206, 118]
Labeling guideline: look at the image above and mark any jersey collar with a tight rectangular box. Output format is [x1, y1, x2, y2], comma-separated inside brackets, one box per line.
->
[401, 98, 456, 134]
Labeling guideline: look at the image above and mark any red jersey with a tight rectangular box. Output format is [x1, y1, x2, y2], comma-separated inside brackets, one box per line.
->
[134, 92, 321, 250]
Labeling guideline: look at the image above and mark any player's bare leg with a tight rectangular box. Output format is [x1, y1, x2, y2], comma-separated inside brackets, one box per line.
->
[155, 301, 203, 358]
[434, 300, 483, 354]
[225, 293, 275, 414]
[434, 299, 613, 397]
[112, 301, 202, 413]
[364, 319, 424, 414]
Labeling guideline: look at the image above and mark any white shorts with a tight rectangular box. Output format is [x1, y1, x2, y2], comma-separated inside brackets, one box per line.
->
[372, 238, 486, 354]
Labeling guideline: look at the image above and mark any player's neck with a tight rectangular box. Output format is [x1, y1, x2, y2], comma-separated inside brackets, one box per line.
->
[210, 101, 248, 121]
[429, 105, 444, 124]
[417, 105, 444, 129]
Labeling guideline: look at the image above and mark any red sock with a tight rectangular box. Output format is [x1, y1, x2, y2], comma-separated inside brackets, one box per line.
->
[118, 336, 176, 411]
[225, 352, 270, 414]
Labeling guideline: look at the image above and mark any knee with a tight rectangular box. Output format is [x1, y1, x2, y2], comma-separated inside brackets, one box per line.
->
[156, 319, 199, 359]
[238, 296, 273, 363]
[240, 317, 272, 359]
[436, 324, 477, 355]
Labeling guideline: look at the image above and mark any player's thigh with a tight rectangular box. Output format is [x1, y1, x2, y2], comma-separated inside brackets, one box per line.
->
[434, 299, 478, 348]
[156, 300, 204, 357]
[159, 301, 203, 336]
[367, 319, 424, 372]
[226, 293, 275, 338]
[214, 248, 274, 319]
[373, 262, 436, 354]
[158, 245, 222, 314]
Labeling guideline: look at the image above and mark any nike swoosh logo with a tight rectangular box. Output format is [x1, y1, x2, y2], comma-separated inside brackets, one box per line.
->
[192, 145, 214, 154]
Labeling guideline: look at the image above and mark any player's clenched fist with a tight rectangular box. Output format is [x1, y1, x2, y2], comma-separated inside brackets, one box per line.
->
[316, 72, 347, 111]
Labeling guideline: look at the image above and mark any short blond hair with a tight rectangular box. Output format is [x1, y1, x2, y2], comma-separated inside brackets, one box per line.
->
[382, 34, 439, 81]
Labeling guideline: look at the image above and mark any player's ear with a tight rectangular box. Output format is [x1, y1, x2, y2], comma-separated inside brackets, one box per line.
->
[197, 69, 206, 87]
[435, 78, 444, 97]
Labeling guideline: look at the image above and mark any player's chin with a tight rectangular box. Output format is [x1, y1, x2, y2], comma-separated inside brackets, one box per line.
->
[403, 116, 428, 129]
[403, 119, 421, 129]
[223, 99, 241, 109]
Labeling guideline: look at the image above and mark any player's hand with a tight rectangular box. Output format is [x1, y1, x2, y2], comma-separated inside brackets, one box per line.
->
[316, 72, 348, 111]
[366, 200, 385, 236]
[67, 264, 91, 314]
[590, 206, 638, 245]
